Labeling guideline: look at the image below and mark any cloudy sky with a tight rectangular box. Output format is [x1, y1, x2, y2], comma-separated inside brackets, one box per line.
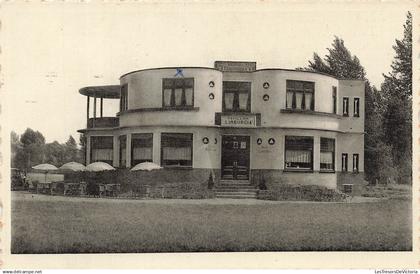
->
[2, 1, 412, 143]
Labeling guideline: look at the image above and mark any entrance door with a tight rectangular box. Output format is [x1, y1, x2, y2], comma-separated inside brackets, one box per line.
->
[221, 135, 250, 180]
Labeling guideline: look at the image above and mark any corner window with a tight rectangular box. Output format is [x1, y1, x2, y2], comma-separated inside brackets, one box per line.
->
[90, 136, 113, 166]
[343, 97, 349, 116]
[161, 133, 193, 167]
[354, 98, 360, 117]
[320, 138, 335, 171]
[162, 78, 194, 108]
[131, 133, 153, 166]
[285, 136, 313, 170]
[342, 153, 348, 172]
[332, 86, 337, 114]
[222, 81, 251, 112]
[119, 135, 126, 168]
[286, 80, 314, 111]
[120, 84, 128, 112]
[352, 154, 359, 172]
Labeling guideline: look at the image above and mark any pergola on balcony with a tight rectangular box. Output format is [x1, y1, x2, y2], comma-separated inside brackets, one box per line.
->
[79, 85, 120, 129]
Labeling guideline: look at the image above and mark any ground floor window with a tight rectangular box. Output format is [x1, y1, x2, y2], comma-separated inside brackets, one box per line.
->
[119, 135, 126, 168]
[320, 138, 335, 171]
[161, 133, 193, 167]
[90, 136, 113, 165]
[131, 133, 153, 166]
[285, 136, 313, 170]
[342, 153, 348, 172]
[353, 153, 359, 172]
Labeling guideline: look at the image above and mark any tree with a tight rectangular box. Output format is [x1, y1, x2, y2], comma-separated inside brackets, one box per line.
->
[305, 37, 366, 80]
[11, 131, 23, 168]
[18, 128, 46, 170]
[64, 135, 79, 163]
[381, 12, 412, 184]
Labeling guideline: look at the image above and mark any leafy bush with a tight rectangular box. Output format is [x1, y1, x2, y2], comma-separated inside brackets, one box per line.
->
[257, 184, 347, 202]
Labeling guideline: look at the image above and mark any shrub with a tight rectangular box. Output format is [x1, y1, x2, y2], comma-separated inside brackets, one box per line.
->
[258, 175, 267, 190]
[207, 173, 214, 190]
[257, 184, 347, 202]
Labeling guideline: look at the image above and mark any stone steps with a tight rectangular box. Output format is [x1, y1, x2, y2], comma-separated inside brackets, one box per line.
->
[215, 180, 257, 199]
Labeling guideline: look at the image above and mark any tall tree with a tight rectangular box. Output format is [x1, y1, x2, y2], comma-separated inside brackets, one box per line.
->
[11, 131, 22, 168]
[306, 37, 366, 80]
[18, 128, 46, 170]
[381, 12, 412, 184]
[64, 135, 79, 163]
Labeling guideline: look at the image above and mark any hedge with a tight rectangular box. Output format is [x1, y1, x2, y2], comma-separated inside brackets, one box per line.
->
[257, 184, 348, 202]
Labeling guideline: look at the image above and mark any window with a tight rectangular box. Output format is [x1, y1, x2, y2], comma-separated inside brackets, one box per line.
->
[332, 86, 337, 114]
[162, 78, 194, 108]
[120, 84, 128, 112]
[90, 136, 113, 165]
[342, 153, 348, 172]
[285, 136, 313, 170]
[320, 138, 335, 171]
[353, 154, 359, 172]
[119, 135, 126, 168]
[131, 133, 153, 166]
[286, 80, 314, 111]
[354, 98, 360, 117]
[343, 97, 349, 116]
[161, 133, 193, 167]
[223, 81, 251, 112]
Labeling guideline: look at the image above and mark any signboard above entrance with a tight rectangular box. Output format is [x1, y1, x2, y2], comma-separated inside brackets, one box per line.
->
[214, 61, 256, 72]
[220, 115, 256, 127]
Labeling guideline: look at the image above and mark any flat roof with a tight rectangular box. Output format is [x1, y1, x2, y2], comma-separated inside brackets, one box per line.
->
[79, 85, 120, 98]
[118, 66, 356, 81]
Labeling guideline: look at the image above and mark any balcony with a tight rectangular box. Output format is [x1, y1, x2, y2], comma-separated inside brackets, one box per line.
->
[87, 117, 119, 128]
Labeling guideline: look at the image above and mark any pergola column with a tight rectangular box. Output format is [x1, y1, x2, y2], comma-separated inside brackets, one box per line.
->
[86, 135, 91, 165]
[86, 96, 90, 126]
[126, 134, 132, 168]
[100, 98, 103, 118]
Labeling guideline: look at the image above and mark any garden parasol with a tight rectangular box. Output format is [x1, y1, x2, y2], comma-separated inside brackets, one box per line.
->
[60, 162, 86, 172]
[86, 162, 115, 172]
[32, 163, 58, 183]
[130, 162, 162, 171]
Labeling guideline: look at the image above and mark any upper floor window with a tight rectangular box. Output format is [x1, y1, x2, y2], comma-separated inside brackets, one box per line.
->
[162, 78, 194, 108]
[285, 136, 313, 170]
[286, 80, 314, 111]
[354, 98, 360, 117]
[343, 97, 349, 116]
[332, 86, 337, 114]
[223, 81, 251, 112]
[320, 138, 335, 171]
[120, 84, 128, 112]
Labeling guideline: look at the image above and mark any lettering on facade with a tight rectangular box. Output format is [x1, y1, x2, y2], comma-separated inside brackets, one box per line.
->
[214, 61, 256, 72]
[221, 115, 256, 127]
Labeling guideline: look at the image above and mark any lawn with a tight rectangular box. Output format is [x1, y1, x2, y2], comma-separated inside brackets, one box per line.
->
[11, 192, 412, 253]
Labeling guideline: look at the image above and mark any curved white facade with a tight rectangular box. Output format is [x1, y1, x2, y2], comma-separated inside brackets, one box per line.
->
[80, 61, 365, 193]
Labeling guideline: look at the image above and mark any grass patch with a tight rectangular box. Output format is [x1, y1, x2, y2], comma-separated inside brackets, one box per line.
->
[12, 192, 412, 253]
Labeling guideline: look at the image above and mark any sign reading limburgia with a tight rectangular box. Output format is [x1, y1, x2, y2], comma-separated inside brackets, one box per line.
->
[221, 115, 256, 127]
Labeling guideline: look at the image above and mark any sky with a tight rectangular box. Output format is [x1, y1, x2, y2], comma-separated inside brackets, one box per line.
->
[2, 1, 412, 143]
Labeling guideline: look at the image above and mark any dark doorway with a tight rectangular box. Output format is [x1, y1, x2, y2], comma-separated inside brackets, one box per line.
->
[221, 135, 250, 180]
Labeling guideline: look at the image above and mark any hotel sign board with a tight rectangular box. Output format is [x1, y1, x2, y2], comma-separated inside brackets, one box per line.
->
[221, 115, 256, 127]
[214, 61, 256, 73]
